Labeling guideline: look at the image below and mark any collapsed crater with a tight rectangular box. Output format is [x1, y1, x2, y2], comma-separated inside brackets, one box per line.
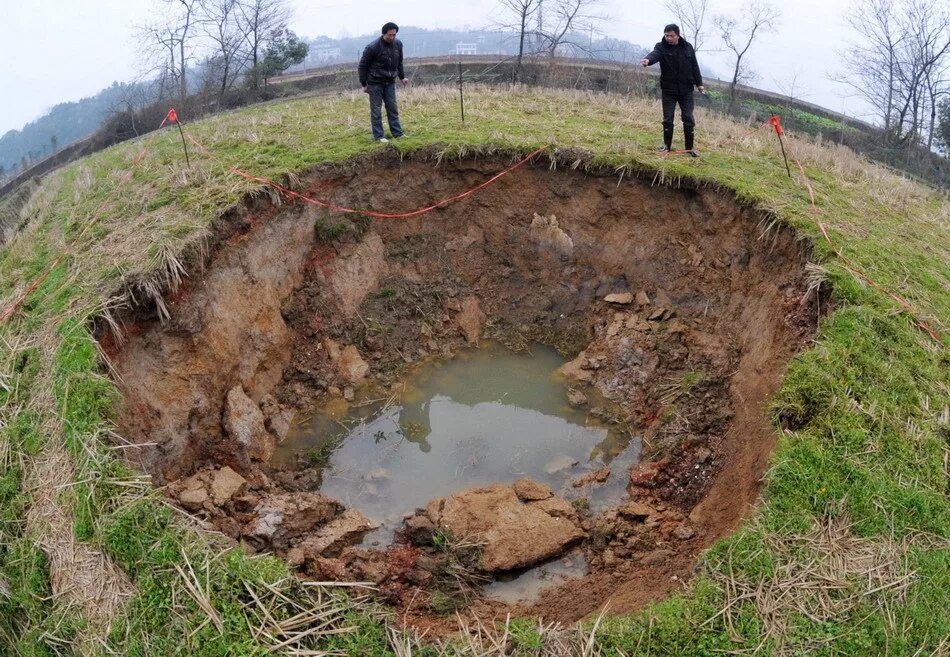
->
[102, 152, 821, 624]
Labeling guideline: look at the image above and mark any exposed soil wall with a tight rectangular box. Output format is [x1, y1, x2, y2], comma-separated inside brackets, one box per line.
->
[103, 153, 822, 624]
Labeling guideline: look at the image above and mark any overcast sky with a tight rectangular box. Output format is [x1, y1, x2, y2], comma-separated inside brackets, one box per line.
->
[0, 0, 866, 135]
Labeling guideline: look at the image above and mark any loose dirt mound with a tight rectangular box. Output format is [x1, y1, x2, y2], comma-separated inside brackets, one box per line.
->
[101, 153, 822, 626]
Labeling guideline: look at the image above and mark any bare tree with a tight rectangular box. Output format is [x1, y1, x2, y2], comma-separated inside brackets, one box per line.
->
[165, 0, 200, 101]
[136, 22, 183, 101]
[495, 0, 543, 82]
[537, 0, 605, 57]
[236, 0, 292, 89]
[834, 0, 903, 134]
[715, 0, 780, 100]
[836, 0, 949, 149]
[199, 0, 248, 96]
[663, 0, 711, 53]
[891, 0, 950, 147]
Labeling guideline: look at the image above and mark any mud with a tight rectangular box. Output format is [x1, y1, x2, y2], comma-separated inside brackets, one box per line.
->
[102, 152, 823, 628]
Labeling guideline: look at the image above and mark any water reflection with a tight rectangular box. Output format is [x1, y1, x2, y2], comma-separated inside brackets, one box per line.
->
[276, 342, 641, 543]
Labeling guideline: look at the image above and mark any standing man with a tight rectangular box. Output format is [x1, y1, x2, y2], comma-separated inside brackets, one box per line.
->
[359, 22, 409, 143]
[641, 24, 705, 157]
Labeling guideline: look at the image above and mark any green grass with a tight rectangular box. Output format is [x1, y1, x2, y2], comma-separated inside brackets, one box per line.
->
[0, 85, 946, 655]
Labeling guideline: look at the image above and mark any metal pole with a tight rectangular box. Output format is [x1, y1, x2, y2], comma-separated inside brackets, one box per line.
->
[458, 60, 466, 125]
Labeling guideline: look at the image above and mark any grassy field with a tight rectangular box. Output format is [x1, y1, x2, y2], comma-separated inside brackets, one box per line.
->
[0, 85, 947, 656]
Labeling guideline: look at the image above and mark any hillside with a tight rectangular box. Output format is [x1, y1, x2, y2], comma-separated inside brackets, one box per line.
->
[0, 86, 946, 656]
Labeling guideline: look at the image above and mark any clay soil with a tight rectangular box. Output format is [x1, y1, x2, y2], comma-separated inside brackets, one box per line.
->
[101, 152, 823, 629]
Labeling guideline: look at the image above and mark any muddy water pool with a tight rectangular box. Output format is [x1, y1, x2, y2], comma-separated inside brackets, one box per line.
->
[275, 343, 641, 554]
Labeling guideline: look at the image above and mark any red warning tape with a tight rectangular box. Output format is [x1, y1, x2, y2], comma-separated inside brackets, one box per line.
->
[184, 131, 547, 219]
[816, 221, 942, 343]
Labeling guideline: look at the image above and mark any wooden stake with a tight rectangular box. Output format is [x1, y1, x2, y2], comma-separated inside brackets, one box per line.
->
[458, 60, 465, 125]
[177, 121, 191, 168]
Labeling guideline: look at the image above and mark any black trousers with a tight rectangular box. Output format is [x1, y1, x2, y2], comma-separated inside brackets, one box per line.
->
[661, 90, 695, 149]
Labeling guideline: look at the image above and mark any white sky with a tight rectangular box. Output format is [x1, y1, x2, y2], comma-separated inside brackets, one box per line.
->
[0, 0, 866, 135]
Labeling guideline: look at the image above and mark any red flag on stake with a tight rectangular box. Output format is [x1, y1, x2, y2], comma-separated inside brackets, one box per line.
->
[769, 115, 791, 177]
[768, 114, 784, 136]
[160, 107, 190, 168]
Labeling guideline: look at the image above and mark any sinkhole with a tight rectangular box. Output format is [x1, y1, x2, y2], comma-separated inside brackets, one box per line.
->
[101, 151, 822, 622]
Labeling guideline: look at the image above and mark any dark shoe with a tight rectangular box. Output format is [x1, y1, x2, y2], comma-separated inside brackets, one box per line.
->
[657, 145, 671, 153]
[686, 149, 700, 158]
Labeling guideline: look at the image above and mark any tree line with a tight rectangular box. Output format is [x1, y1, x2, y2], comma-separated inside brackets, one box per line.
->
[136, 0, 307, 104]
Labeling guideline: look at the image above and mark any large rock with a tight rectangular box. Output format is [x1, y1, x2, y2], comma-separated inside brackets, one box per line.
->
[424, 482, 585, 572]
[209, 466, 247, 506]
[260, 395, 295, 442]
[337, 345, 370, 383]
[243, 492, 341, 547]
[604, 293, 634, 305]
[223, 386, 275, 462]
[456, 296, 486, 345]
[295, 510, 379, 558]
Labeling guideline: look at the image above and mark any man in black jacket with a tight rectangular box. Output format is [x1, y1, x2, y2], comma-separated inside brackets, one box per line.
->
[641, 24, 705, 156]
[359, 22, 408, 142]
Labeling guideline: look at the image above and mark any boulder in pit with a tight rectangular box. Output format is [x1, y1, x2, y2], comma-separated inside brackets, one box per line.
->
[223, 386, 276, 463]
[419, 480, 585, 572]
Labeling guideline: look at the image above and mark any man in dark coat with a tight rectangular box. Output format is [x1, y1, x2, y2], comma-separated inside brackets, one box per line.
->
[359, 22, 409, 142]
[641, 24, 705, 156]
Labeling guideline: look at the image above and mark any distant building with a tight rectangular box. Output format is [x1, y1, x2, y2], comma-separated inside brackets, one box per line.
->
[307, 38, 343, 65]
[455, 42, 477, 55]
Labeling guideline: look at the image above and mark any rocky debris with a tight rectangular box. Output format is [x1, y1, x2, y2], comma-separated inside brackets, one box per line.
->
[456, 296, 486, 345]
[617, 501, 657, 521]
[415, 481, 585, 572]
[530, 213, 574, 259]
[223, 386, 276, 462]
[572, 468, 610, 487]
[260, 395, 295, 442]
[558, 353, 593, 383]
[178, 483, 209, 511]
[242, 492, 341, 547]
[566, 388, 588, 407]
[673, 524, 696, 540]
[402, 514, 437, 545]
[629, 459, 669, 488]
[445, 225, 485, 252]
[171, 466, 247, 512]
[604, 292, 633, 305]
[209, 466, 247, 506]
[322, 337, 342, 361]
[642, 549, 673, 566]
[293, 510, 379, 558]
[636, 290, 651, 306]
[512, 478, 553, 501]
[338, 345, 369, 383]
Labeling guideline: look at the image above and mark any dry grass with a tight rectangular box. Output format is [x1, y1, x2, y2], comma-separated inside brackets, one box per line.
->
[15, 328, 134, 654]
[708, 515, 947, 656]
